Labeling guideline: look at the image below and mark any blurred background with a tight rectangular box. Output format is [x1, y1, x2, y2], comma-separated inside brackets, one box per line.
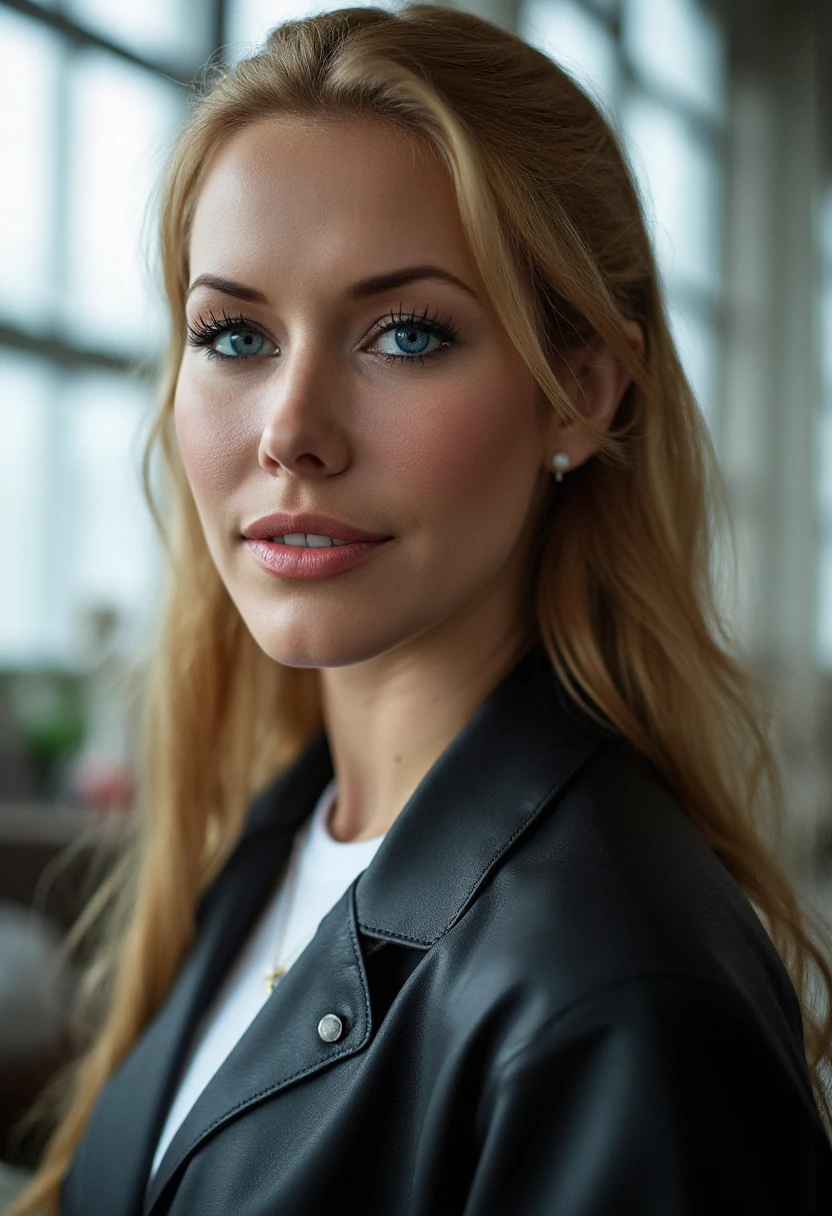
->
[0, 0, 831, 1199]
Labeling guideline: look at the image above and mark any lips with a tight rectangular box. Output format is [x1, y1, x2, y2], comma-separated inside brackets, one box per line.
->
[245, 535, 388, 579]
[242, 512, 391, 544]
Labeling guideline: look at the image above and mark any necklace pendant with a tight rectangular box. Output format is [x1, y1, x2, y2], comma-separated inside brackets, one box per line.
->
[265, 965, 286, 994]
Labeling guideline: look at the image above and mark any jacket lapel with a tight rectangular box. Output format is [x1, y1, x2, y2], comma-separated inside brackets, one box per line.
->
[142, 878, 371, 1215]
[354, 637, 612, 945]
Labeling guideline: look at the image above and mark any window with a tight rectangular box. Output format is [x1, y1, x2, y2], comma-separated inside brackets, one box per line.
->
[0, 0, 198, 670]
[65, 0, 213, 67]
[522, 0, 618, 114]
[63, 51, 181, 354]
[519, 0, 727, 427]
[622, 0, 725, 121]
[226, 0, 402, 60]
[0, 353, 55, 664]
[0, 9, 61, 331]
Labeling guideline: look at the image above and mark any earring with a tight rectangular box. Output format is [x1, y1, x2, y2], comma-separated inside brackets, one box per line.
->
[551, 452, 571, 483]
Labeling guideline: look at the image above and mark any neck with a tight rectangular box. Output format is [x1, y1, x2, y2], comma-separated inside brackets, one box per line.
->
[318, 605, 537, 844]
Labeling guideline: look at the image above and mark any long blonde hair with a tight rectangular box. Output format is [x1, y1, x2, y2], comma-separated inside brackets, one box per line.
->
[10, 5, 832, 1210]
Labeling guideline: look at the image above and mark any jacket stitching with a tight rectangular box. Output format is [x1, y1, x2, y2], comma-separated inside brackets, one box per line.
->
[359, 746, 599, 946]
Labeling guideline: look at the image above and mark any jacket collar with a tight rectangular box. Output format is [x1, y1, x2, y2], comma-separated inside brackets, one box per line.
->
[63, 638, 614, 1216]
[237, 636, 614, 946]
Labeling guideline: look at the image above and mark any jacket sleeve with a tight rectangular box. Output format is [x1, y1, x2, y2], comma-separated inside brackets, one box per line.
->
[464, 972, 832, 1215]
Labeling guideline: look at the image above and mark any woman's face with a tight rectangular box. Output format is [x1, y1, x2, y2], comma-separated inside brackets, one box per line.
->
[176, 116, 557, 668]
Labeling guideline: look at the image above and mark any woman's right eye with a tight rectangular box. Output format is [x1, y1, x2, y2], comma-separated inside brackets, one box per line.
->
[186, 312, 276, 362]
[213, 328, 271, 358]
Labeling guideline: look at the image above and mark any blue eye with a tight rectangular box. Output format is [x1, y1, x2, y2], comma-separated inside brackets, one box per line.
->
[374, 327, 435, 358]
[186, 311, 274, 362]
[368, 307, 459, 366]
[215, 328, 267, 357]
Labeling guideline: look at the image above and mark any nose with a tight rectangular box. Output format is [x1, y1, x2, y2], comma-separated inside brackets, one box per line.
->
[257, 343, 349, 479]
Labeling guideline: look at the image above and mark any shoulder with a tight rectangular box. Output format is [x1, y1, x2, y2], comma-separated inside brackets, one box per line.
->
[439, 734, 808, 1081]
[462, 968, 832, 1214]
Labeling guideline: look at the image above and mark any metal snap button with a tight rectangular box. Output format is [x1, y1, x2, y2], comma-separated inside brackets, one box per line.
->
[317, 1013, 344, 1043]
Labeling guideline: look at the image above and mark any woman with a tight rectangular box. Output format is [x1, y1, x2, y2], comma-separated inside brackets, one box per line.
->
[10, 5, 832, 1213]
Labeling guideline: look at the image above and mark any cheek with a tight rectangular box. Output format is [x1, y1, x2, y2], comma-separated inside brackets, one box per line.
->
[392, 369, 536, 527]
[173, 372, 245, 505]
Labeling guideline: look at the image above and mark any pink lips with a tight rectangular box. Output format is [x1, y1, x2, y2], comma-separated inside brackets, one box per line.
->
[244, 537, 390, 580]
[242, 511, 390, 544]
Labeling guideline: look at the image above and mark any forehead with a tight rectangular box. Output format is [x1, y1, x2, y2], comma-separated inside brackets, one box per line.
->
[188, 116, 480, 296]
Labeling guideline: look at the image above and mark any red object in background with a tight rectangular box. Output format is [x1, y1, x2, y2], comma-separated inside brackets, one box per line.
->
[68, 757, 135, 812]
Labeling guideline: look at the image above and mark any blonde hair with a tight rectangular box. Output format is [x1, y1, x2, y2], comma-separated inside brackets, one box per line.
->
[10, 5, 832, 1210]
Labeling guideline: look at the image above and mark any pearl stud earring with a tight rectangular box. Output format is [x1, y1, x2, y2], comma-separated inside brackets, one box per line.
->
[551, 452, 571, 482]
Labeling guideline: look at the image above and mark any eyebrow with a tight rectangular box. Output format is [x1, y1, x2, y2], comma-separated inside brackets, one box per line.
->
[185, 265, 480, 305]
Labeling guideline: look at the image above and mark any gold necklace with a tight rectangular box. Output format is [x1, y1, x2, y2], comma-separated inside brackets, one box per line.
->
[264, 818, 314, 994]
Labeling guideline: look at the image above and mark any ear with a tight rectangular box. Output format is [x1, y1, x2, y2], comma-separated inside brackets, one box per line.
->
[539, 319, 644, 474]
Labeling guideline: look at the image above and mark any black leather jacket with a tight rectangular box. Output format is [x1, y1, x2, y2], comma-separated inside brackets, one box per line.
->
[61, 640, 832, 1214]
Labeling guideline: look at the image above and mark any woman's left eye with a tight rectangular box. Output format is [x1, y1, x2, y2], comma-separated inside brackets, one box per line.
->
[366, 308, 459, 366]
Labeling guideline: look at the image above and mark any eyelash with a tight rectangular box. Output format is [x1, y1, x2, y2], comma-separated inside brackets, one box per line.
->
[185, 305, 460, 367]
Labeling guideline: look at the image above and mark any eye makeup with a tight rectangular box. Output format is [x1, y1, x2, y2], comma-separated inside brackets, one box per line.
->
[185, 304, 461, 366]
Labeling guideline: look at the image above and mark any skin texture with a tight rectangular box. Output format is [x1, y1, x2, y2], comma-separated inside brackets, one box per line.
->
[177, 116, 640, 842]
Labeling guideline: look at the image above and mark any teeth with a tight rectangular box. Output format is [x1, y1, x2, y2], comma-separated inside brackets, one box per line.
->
[268, 534, 350, 547]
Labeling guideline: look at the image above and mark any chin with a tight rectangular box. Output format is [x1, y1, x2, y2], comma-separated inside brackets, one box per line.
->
[241, 601, 440, 671]
[241, 615, 392, 670]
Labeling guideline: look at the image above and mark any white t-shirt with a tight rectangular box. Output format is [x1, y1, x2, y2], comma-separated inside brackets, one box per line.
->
[147, 778, 386, 1186]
